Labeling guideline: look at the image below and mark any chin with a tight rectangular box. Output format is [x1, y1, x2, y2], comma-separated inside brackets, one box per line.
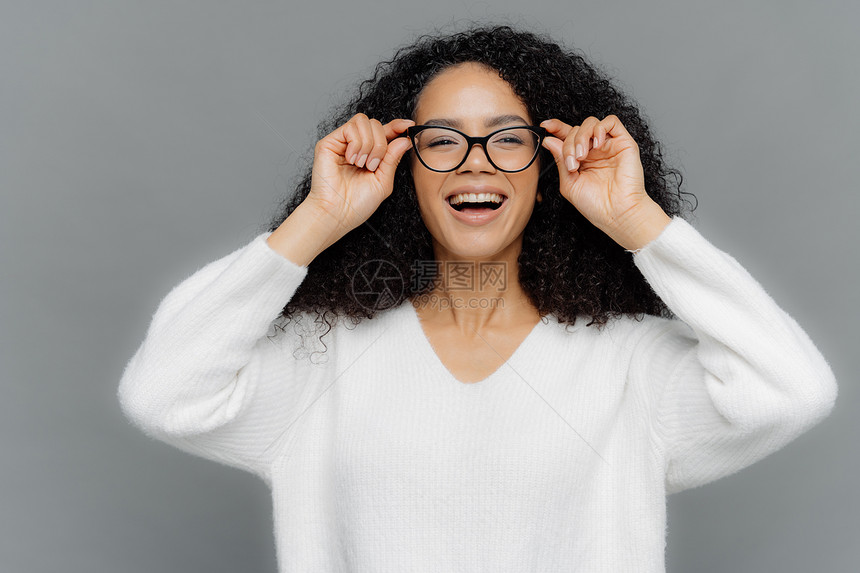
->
[434, 236, 517, 260]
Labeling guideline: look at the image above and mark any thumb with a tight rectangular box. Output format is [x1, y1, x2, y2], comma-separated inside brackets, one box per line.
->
[541, 137, 565, 170]
[375, 136, 414, 185]
[541, 137, 579, 185]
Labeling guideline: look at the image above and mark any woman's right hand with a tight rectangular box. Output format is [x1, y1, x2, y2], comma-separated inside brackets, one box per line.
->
[304, 113, 415, 238]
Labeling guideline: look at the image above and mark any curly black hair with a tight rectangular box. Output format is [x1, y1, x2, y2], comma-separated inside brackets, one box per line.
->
[263, 21, 697, 352]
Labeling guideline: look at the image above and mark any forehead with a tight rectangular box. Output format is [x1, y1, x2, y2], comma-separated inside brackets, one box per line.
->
[414, 62, 530, 123]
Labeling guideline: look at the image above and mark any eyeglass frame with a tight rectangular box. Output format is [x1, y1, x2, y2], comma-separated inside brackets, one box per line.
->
[398, 124, 548, 173]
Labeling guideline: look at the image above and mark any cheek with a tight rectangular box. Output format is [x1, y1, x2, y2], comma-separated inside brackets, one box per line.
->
[512, 168, 540, 195]
[411, 169, 444, 204]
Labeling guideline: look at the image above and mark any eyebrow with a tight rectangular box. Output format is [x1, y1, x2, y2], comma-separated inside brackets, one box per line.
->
[422, 114, 531, 128]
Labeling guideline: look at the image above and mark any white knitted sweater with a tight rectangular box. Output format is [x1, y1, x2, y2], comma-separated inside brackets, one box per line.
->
[118, 216, 837, 572]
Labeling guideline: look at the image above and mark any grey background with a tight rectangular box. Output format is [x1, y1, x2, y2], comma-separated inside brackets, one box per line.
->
[2, 1, 857, 571]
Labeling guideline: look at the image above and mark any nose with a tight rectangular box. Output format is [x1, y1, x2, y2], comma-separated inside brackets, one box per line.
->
[456, 143, 495, 173]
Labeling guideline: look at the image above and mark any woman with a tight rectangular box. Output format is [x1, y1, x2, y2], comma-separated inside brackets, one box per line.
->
[118, 24, 837, 572]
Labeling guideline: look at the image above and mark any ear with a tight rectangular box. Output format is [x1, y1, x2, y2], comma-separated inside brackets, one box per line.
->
[536, 190, 543, 203]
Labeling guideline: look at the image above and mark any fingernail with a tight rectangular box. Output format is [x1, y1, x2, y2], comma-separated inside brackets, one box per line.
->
[565, 155, 577, 171]
[349, 153, 357, 164]
[357, 154, 368, 167]
[366, 157, 380, 171]
[576, 144, 584, 159]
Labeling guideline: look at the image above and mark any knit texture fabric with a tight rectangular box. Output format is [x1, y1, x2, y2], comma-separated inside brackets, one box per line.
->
[118, 216, 837, 572]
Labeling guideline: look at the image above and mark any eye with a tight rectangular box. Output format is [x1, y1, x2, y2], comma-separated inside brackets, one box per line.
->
[426, 137, 459, 148]
[490, 133, 526, 146]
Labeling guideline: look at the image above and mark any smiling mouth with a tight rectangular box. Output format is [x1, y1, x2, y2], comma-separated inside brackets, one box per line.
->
[449, 200, 505, 212]
[446, 192, 509, 211]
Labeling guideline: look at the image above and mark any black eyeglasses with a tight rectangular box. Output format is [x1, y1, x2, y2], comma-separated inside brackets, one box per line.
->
[398, 124, 547, 173]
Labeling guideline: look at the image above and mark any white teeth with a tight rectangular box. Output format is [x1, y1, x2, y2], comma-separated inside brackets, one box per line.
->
[448, 192, 504, 206]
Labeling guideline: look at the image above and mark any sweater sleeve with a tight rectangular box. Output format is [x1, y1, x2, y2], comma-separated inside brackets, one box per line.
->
[629, 216, 837, 495]
[117, 231, 311, 482]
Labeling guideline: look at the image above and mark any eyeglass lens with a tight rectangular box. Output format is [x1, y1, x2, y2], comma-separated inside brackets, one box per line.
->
[413, 127, 540, 172]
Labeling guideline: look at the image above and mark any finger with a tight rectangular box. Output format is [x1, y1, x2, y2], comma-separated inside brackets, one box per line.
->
[383, 118, 415, 141]
[543, 136, 575, 178]
[574, 116, 600, 161]
[541, 134, 564, 163]
[352, 115, 374, 168]
[539, 118, 575, 141]
[594, 122, 605, 152]
[374, 135, 413, 185]
[542, 119, 583, 172]
[562, 125, 582, 171]
[541, 135, 581, 183]
[596, 114, 634, 149]
[340, 122, 359, 164]
[364, 119, 388, 172]
[340, 113, 372, 166]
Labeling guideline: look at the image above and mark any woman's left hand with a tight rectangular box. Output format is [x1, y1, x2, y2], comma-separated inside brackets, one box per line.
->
[540, 115, 671, 251]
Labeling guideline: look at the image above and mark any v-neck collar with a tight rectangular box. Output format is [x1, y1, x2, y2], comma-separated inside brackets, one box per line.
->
[401, 300, 547, 388]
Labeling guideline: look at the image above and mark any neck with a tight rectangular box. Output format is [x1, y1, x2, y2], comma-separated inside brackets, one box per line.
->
[410, 238, 540, 332]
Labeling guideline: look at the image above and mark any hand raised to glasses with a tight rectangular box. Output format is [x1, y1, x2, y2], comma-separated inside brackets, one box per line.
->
[306, 113, 415, 237]
[540, 115, 671, 251]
